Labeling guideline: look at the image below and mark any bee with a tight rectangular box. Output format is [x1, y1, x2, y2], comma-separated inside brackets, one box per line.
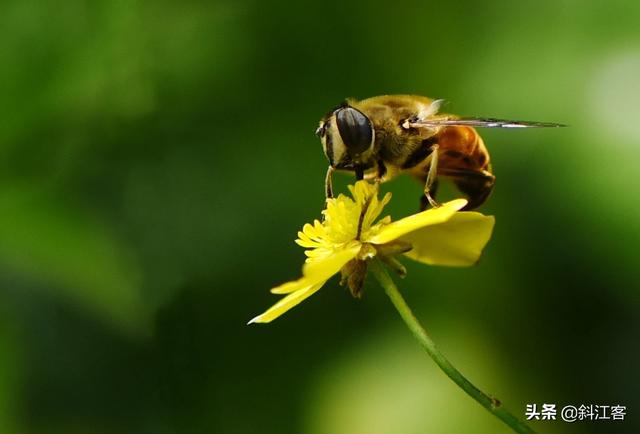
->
[316, 95, 564, 210]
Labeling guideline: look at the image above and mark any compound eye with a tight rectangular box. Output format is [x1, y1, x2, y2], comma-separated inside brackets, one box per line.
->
[335, 107, 373, 156]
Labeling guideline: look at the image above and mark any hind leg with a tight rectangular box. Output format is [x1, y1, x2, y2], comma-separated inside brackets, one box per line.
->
[419, 179, 439, 211]
[421, 144, 440, 209]
[439, 168, 495, 211]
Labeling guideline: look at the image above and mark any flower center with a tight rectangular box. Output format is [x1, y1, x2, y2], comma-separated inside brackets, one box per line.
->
[356, 194, 373, 240]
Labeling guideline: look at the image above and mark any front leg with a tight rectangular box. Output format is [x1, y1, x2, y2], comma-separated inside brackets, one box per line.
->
[325, 166, 334, 198]
[376, 159, 387, 183]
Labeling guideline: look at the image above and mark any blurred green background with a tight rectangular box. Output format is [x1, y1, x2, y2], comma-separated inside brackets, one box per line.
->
[0, 1, 638, 433]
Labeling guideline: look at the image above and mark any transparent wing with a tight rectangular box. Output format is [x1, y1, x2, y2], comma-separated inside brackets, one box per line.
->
[408, 117, 566, 129]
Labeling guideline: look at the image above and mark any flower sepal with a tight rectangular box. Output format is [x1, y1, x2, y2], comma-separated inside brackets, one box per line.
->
[339, 258, 368, 298]
[338, 240, 412, 298]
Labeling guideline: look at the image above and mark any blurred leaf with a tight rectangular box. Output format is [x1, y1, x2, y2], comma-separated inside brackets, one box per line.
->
[305, 327, 509, 434]
[0, 315, 19, 434]
[0, 185, 148, 334]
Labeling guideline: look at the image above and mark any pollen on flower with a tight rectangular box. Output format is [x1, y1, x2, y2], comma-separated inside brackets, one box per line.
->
[295, 181, 391, 262]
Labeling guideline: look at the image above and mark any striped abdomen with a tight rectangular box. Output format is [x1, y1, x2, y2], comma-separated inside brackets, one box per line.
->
[437, 126, 491, 173]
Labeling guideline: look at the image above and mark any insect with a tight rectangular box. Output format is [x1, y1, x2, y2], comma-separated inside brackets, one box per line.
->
[316, 95, 564, 210]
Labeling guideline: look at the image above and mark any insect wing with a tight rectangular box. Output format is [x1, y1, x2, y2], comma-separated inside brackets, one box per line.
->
[409, 117, 566, 129]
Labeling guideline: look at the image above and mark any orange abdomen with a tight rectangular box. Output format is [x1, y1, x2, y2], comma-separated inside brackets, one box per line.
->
[437, 126, 491, 172]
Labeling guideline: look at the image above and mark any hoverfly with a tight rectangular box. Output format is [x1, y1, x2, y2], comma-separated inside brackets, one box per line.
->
[316, 95, 564, 210]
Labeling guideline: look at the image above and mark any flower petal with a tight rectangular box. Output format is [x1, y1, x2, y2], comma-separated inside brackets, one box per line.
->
[367, 199, 468, 245]
[303, 242, 361, 282]
[248, 282, 325, 324]
[271, 242, 361, 294]
[270, 276, 316, 295]
[250, 243, 361, 324]
[401, 212, 495, 266]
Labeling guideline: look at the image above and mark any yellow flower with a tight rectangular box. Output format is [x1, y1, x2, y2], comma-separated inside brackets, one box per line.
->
[249, 181, 495, 324]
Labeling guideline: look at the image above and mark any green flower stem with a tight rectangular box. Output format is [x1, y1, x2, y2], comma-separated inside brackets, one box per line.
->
[370, 260, 535, 434]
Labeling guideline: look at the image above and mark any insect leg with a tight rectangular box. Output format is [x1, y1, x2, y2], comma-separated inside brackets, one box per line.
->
[376, 159, 387, 181]
[419, 179, 439, 211]
[439, 167, 495, 210]
[325, 166, 334, 198]
[423, 144, 440, 208]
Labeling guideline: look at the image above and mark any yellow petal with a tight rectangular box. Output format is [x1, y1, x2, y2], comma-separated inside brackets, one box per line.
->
[367, 199, 468, 245]
[270, 276, 316, 294]
[402, 212, 495, 266]
[303, 242, 361, 282]
[250, 244, 361, 324]
[247, 282, 325, 324]
[271, 243, 361, 294]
